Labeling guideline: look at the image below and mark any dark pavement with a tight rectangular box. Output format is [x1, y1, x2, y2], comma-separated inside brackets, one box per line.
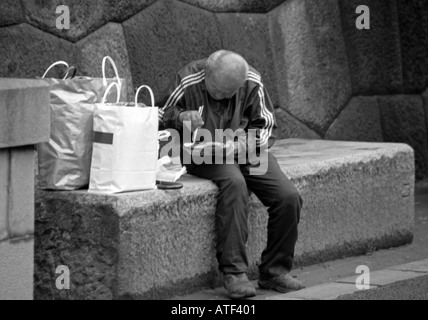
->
[337, 275, 428, 300]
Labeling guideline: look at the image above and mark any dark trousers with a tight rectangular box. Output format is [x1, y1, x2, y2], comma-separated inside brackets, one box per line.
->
[187, 153, 302, 278]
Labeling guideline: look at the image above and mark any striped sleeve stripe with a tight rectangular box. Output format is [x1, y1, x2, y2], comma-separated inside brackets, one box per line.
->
[165, 70, 204, 107]
[163, 70, 205, 110]
[248, 71, 261, 81]
[247, 74, 274, 146]
[257, 88, 273, 146]
[247, 74, 274, 132]
[167, 75, 205, 110]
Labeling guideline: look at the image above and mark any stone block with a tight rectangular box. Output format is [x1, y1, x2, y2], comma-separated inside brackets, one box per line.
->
[423, 88, 428, 136]
[378, 95, 428, 179]
[0, 78, 51, 148]
[123, 0, 222, 104]
[179, 0, 286, 13]
[0, 237, 34, 300]
[76, 23, 134, 101]
[338, 0, 403, 95]
[215, 12, 279, 108]
[8, 147, 35, 238]
[325, 96, 384, 142]
[0, 0, 24, 27]
[35, 139, 415, 299]
[22, 0, 110, 42]
[107, 0, 158, 22]
[397, 0, 428, 93]
[275, 108, 321, 139]
[0, 24, 76, 79]
[0, 150, 9, 242]
[34, 193, 121, 300]
[268, 0, 352, 134]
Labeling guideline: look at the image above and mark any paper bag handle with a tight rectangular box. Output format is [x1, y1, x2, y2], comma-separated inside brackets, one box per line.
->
[101, 82, 121, 104]
[42, 61, 70, 79]
[135, 85, 155, 108]
[102, 56, 122, 88]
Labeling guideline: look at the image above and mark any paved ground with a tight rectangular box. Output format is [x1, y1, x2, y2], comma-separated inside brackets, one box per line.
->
[172, 179, 428, 300]
[337, 275, 428, 300]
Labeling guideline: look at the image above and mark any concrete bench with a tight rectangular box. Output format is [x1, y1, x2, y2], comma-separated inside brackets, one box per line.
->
[34, 139, 415, 300]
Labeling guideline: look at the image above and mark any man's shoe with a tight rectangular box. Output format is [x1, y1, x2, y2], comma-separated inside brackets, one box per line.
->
[224, 273, 257, 299]
[258, 273, 305, 293]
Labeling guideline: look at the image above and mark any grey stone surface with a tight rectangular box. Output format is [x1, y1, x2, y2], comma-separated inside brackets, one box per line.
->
[325, 96, 384, 142]
[216, 12, 279, 108]
[8, 147, 35, 238]
[0, 150, 9, 242]
[0, 0, 24, 27]
[423, 88, 428, 139]
[123, 0, 222, 104]
[268, 282, 369, 300]
[0, 24, 76, 79]
[336, 269, 423, 287]
[22, 0, 110, 42]
[389, 259, 428, 273]
[378, 95, 428, 179]
[34, 192, 120, 300]
[107, 0, 157, 22]
[179, 0, 286, 13]
[338, 0, 403, 95]
[76, 23, 134, 101]
[337, 274, 428, 300]
[268, 0, 352, 134]
[0, 237, 34, 300]
[35, 139, 415, 299]
[397, 0, 428, 93]
[0, 79, 51, 148]
[275, 108, 321, 139]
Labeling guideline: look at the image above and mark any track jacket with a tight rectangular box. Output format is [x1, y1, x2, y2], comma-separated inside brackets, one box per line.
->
[160, 59, 277, 158]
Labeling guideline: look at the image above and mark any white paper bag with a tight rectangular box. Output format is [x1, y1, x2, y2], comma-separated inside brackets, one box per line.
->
[89, 83, 159, 194]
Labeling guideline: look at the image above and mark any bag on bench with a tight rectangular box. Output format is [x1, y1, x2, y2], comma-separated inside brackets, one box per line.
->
[88, 83, 159, 194]
[37, 56, 128, 190]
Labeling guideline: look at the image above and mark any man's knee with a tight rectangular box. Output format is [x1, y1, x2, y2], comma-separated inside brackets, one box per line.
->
[221, 174, 248, 196]
[273, 185, 302, 216]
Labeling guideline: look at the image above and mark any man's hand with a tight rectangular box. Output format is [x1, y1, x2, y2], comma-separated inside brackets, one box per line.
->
[179, 110, 204, 131]
[194, 141, 238, 162]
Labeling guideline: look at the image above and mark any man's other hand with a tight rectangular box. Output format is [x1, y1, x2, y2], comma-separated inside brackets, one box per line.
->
[179, 110, 204, 131]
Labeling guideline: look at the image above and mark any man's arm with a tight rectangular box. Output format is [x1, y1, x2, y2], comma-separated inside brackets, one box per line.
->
[160, 74, 204, 131]
[245, 79, 277, 155]
[160, 74, 186, 130]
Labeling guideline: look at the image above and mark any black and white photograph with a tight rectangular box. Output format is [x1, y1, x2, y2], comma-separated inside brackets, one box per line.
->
[1, 0, 428, 306]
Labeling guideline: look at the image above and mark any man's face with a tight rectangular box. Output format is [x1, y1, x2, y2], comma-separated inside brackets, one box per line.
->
[205, 75, 241, 101]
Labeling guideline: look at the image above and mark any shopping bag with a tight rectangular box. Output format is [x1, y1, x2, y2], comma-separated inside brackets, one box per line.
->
[89, 83, 159, 194]
[37, 56, 129, 190]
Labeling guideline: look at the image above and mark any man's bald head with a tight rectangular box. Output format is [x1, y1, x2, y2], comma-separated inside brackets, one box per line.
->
[205, 50, 249, 100]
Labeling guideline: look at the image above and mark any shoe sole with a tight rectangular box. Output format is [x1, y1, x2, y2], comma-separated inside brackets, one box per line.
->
[258, 280, 305, 293]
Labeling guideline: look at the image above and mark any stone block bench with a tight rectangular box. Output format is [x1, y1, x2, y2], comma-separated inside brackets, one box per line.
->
[34, 139, 415, 300]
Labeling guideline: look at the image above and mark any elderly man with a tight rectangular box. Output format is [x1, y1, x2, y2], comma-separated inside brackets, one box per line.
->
[161, 50, 304, 299]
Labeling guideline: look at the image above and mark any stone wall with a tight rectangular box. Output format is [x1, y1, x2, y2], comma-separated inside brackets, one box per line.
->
[0, 79, 51, 300]
[1, 0, 427, 178]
